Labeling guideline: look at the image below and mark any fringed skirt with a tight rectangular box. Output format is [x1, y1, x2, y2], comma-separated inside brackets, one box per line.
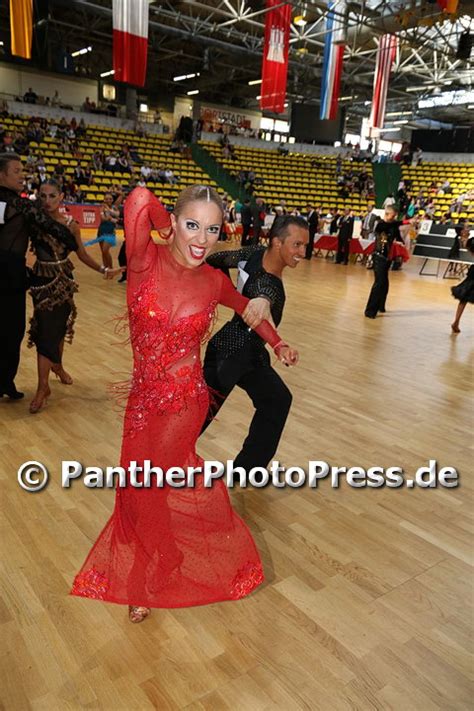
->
[28, 259, 78, 363]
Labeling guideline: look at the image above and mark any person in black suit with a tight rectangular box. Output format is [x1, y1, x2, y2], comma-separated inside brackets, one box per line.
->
[250, 197, 265, 245]
[0, 153, 77, 399]
[336, 209, 355, 265]
[305, 204, 320, 259]
[329, 209, 341, 235]
[240, 199, 252, 246]
[365, 206, 404, 318]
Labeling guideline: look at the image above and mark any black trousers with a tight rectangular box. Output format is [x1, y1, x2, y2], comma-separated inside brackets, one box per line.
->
[305, 230, 316, 260]
[241, 223, 252, 246]
[201, 346, 292, 474]
[365, 254, 391, 316]
[336, 236, 350, 264]
[118, 241, 127, 275]
[0, 288, 26, 390]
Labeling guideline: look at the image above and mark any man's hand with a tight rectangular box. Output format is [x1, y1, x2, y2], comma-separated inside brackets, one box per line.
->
[275, 345, 299, 367]
[242, 297, 274, 329]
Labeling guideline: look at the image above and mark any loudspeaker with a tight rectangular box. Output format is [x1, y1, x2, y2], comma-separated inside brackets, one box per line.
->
[456, 32, 472, 60]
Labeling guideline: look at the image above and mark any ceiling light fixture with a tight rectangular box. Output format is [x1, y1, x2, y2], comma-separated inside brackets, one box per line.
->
[100, 69, 115, 78]
[248, 79, 262, 86]
[187, 89, 199, 95]
[72, 46, 92, 57]
[173, 72, 200, 82]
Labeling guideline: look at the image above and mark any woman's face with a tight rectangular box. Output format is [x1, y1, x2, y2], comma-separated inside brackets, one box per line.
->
[40, 184, 63, 212]
[170, 200, 222, 268]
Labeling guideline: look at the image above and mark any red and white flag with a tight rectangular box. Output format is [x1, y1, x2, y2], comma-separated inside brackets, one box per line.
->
[113, 0, 149, 86]
[369, 34, 398, 129]
[260, 0, 291, 114]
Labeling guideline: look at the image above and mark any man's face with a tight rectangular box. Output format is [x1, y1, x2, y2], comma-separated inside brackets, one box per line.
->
[0, 160, 24, 192]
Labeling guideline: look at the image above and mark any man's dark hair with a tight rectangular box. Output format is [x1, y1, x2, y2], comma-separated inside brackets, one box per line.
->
[0, 153, 22, 173]
[269, 215, 308, 245]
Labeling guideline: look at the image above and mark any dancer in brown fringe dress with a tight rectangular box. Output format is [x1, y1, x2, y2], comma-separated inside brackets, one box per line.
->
[28, 179, 123, 413]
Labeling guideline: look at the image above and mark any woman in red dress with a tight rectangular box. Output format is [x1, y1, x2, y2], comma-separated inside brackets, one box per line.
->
[71, 185, 298, 622]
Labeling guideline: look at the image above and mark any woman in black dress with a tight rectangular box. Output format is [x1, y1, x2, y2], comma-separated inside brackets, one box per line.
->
[451, 236, 474, 334]
[28, 179, 123, 413]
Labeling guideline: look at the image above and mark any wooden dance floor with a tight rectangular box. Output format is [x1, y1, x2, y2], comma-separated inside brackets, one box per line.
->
[1, 237, 472, 710]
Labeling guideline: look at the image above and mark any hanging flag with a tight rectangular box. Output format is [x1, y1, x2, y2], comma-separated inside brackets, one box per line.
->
[113, 0, 149, 86]
[320, 1, 346, 120]
[260, 0, 291, 114]
[369, 34, 398, 130]
[10, 0, 33, 60]
[437, 0, 459, 12]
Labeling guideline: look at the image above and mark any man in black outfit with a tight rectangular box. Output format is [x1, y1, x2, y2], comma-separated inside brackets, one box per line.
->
[0, 153, 77, 399]
[329, 208, 341, 235]
[250, 198, 265, 246]
[335, 208, 355, 265]
[240, 199, 252, 246]
[201, 215, 307, 479]
[365, 205, 404, 319]
[305, 204, 320, 259]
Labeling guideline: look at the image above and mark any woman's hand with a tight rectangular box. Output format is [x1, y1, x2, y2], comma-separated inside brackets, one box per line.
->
[242, 297, 274, 329]
[103, 267, 126, 279]
[275, 344, 299, 367]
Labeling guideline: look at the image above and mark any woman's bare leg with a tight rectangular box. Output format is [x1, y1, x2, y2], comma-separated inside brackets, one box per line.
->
[51, 340, 73, 384]
[451, 301, 466, 333]
[30, 354, 52, 413]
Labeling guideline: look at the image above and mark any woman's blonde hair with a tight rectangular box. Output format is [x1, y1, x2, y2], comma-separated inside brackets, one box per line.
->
[174, 184, 223, 219]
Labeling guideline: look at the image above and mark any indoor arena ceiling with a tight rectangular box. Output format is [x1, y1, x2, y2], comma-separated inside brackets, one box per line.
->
[0, 0, 473, 130]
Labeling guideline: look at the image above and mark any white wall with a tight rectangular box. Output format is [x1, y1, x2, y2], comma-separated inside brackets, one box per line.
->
[423, 152, 474, 164]
[0, 62, 98, 107]
[5, 99, 133, 130]
[201, 131, 344, 156]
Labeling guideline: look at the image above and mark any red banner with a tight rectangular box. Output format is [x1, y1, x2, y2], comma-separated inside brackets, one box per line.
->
[60, 205, 102, 229]
[260, 0, 291, 114]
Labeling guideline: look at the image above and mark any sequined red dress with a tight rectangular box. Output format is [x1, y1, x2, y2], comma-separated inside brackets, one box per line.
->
[71, 188, 283, 608]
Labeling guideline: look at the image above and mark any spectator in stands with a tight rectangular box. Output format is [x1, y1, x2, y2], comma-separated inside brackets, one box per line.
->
[361, 204, 378, 239]
[76, 118, 87, 139]
[411, 147, 423, 166]
[117, 153, 131, 173]
[383, 193, 395, 209]
[240, 199, 253, 246]
[13, 131, 27, 155]
[336, 209, 355, 265]
[51, 90, 61, 107]
[105, 152, 118, 171]
[23, 88, 38, 104]
[140, 162, 152, 182]
[83, 163, 94, 186]
[164, 168, 178, 184]
[277, 141, 289, 156]
[73, 162, 84, 183]
[137, 176, 147, 188]
[92, 150, 103, 170]
[54, 160, 65, 178]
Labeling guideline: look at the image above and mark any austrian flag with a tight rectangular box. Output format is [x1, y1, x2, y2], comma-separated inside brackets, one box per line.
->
[113, 0, 149, 87]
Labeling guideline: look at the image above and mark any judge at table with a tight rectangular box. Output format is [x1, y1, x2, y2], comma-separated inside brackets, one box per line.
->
[336, 209, 355, 265]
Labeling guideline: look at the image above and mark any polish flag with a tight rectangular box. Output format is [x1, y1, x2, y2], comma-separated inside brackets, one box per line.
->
[113, 0, 149, 87]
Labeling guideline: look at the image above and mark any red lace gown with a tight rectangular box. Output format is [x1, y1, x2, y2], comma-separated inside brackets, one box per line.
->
[71, 188, 283, 608]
